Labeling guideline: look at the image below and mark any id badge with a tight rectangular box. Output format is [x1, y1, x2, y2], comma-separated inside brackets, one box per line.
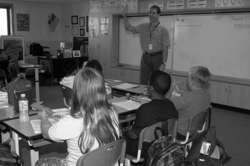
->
[148, 43, 153, 50]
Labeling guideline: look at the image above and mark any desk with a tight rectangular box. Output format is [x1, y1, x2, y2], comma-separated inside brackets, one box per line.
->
[2, 115, 50, 166]
[1, 96, 149, 166]
[60, 78, 148, 96]
[106, 79, 148, 96]
[39, 56, 88, 81]
[19, 63, 41, 103]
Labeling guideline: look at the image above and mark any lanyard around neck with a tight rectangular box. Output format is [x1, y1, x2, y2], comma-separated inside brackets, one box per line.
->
[149, 22, 160, 40]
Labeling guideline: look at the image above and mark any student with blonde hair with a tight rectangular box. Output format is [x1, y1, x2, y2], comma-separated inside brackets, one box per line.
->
[171, 66, 211, 136]
[38, 68, 120, 166]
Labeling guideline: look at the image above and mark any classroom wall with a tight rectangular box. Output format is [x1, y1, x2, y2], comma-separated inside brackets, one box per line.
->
[89, 0, 148, 83]
[88, 0, 175, 83]
[61, 2, 89, 42]
[0, 0, 89, 56]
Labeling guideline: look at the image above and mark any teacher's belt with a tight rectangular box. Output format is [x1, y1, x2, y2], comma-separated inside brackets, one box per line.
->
[144, 51, 163, 56]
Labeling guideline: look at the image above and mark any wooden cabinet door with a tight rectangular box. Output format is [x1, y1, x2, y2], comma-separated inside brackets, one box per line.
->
[210, 81, 228, 105]
[228, 84, 250, 110]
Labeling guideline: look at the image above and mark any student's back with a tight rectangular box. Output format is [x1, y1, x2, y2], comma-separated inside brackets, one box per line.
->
[171, 66, 211, 135]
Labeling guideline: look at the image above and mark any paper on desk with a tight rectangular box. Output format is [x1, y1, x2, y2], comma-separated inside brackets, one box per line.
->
[112, 100, 141, 110]
[30, 119, 41, 134]
[113, 83, 139, 90]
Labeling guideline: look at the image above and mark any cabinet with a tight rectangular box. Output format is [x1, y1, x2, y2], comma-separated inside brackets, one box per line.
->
[211, 82, 250, 110]
[210, 81, 228, 106]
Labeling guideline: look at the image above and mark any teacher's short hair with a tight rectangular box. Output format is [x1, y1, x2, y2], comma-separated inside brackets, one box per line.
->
[150, 5, 161, 14]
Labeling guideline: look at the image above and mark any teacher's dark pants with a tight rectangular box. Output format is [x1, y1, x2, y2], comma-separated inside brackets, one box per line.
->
[140, 51, 163, 85]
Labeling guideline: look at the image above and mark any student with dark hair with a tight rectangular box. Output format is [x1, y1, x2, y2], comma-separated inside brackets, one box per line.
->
[39, 68, 120, 166]
[132, 70, 178, 134]
[123, 5, 170, 84]
[126, 70, 178, 158]
[84, 59, 103, 75]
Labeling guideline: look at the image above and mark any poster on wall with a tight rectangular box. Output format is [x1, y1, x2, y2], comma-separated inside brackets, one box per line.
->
[71, 25, 80, 36]
[100, 17, 109, 35]
[89, 17, 99, 37]
[148, 1, 164, 10]
[122, 0, 138, 13]
[79, 17, 85, 27]
[16, 13, 30, 31]
[187, 0, 208, 8]
[166, 0, 185, 9]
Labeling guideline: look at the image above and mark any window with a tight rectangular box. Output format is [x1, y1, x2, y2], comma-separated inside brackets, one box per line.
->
[0, 5, 13, 36]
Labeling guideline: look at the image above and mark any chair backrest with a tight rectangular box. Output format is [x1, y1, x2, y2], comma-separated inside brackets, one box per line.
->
[179, 107, 211, 144]
[189, 109, 210, 136]
[76, 139, 126, 166]
[60, 85, 73, 108]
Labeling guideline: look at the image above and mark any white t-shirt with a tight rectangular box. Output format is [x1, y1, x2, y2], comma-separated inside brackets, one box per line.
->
[48, 115, 99, 166]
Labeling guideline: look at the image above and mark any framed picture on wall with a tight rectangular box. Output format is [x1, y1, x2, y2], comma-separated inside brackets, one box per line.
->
[79, 17, 85, 27]
[72, 50, 81, 57]
[16, 13, 30, 31]
[86, 16, 89, 32]
[71, 15, 78, 24]
[80, 28, 85, 36]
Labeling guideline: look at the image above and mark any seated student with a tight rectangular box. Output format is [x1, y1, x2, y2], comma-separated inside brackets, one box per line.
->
[170, 66, 231, 163]
[60, 59, 111, 103]
[84, 59, 103, 74]
[39, 68, 121, 166]
[126, 70, 178, 157]
[84, 59, 112, 96]
[171, 66, 211, 136]
[60, 59, 108, 88]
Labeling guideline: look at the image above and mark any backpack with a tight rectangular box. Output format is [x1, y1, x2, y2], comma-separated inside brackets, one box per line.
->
[188, 126, 230, 166]
[147, 127, 185, 166]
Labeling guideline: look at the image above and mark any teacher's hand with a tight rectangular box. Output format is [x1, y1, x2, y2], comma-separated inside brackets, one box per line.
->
[159, 62, 167, 71]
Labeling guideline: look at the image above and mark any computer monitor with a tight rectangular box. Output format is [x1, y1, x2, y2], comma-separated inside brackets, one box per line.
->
[0, 35, 25, 62]
[72, 36, 88, 51]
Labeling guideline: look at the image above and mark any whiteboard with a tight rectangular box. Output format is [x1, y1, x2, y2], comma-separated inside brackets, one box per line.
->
[173, 14, 250, 79]
[119, 16, 175, 69]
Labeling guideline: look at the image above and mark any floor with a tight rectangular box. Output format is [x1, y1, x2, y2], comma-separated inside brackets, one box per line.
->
[37, 85, 250, 166]
[212, 107, 250, 166]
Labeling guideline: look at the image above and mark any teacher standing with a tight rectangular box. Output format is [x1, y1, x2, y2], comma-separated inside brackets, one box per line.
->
[123, 5, 170, 84]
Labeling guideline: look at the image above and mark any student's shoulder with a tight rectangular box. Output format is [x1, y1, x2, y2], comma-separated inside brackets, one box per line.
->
[56, 115, 83, 126]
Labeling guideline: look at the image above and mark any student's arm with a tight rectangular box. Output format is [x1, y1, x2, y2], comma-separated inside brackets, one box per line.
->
[171, 93, 189, 111]
[123, 4, 138, 33]
[40, 110, 53, 140]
